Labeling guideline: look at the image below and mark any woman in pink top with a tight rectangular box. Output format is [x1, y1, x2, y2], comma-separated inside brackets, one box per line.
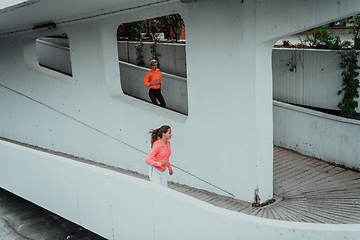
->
[145, 125, 173, 187]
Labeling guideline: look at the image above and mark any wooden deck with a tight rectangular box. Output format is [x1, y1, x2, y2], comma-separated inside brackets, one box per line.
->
[2, 138, 360, 224]
[170, 146, 360, 224]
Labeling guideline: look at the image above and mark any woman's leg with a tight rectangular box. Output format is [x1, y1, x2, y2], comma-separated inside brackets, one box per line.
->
[154, 89, 166, 107]
[156, 90, 166, 107]
[148, 89, 158, 105]
[148, 166, 161, 184]
[158, 170, 168, 187]
[148, 166, 167, 187]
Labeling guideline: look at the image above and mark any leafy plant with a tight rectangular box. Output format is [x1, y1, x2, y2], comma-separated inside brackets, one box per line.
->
[322, 36, 348, 50]
[349, 14, 360, 49]
[338, 50, 360, 119]
[349, 14, 360, 40]
[304, 26, 332, 48]
[134, 42, 145, 67]
[282, 40, 290, 47]
[287, 47, 304, 73]
[117, 21, 146, 41]
[156, 14, 185, 42]
[303, 26, 347, 50]
[117, 14, 185, 42]
[287, 59, 297, 72]
[150, 41, 161, 66]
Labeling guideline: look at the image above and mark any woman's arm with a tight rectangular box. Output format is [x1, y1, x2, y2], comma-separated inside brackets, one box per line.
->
[143, 72, 151, 87]
[145, 145, 161, 167]
[145, 144, 167, 167]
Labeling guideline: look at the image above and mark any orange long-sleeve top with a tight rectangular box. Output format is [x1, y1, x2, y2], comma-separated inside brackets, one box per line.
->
[145, 140, 172, 172]
[143, 68, 162, 89]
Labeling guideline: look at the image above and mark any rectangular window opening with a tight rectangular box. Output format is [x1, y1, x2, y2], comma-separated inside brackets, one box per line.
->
[116, 14, 188, 115]
[36, 34, 73, 77]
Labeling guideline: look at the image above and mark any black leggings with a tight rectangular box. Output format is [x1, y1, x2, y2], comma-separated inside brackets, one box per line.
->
[149, 88, 166, 107]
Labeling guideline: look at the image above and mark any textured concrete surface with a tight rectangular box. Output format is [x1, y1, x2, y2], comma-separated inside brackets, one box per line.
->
[0, 188, 106, 240]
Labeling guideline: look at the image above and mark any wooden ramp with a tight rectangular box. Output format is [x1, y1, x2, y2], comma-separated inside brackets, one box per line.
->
[85, 145, 360, 224]
[171, 146, 360, 224]
[2, 138, 360, 224]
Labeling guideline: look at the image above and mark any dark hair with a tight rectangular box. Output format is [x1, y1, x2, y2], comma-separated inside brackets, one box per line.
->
[149, 125, 170, 147]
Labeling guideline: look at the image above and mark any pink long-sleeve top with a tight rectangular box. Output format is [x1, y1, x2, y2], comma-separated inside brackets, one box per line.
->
[145, 140, 172, 172]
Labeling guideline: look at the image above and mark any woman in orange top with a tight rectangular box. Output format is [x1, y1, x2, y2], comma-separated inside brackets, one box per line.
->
[145, 125, 173, 187]
[143, 59, 166, 107]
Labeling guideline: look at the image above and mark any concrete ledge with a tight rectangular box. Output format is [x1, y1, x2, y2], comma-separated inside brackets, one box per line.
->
[1, 139, 359, 240]
[273, 100, 360, 171]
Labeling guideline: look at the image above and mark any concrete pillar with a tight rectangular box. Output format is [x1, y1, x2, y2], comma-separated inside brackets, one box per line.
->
[182, 0, 273, 202]
[179, 0, 360, 203]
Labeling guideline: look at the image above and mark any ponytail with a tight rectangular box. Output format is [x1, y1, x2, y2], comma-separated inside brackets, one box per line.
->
[150, 128, 159, 147]
[149, 125, 170, 147]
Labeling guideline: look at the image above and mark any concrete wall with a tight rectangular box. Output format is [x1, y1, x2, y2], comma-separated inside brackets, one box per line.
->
[273, 100, 360, 171]
[0, 0, 26, 9]
[118, 41, 187, 78]
[272, 48, 360, 113]
[36, 39, 73, 76]
[39, 37, 70, 47]
[1, 140, 359, 240]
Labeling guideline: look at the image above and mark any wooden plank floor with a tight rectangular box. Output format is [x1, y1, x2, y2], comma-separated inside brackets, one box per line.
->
[2, 138, 360, 224]
[173, 146, 360, 224]
[75, 146, 360, 224]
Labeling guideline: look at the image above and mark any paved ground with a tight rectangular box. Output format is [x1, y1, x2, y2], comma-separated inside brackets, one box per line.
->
[0, 137, 360, 239]
[0, 187, 106, 240]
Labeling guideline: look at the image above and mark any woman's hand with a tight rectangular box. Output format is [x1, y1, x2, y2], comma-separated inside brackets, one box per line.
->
[161, 160, 167, 167]
[169, 169, 173, 175]
[150, 81, 160, 86]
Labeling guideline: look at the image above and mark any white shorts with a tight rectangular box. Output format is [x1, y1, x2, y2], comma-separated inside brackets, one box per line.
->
[148, 166, 168, 187]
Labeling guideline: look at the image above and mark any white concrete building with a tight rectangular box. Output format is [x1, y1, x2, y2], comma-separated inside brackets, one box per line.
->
[1, 0, 360, 239]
